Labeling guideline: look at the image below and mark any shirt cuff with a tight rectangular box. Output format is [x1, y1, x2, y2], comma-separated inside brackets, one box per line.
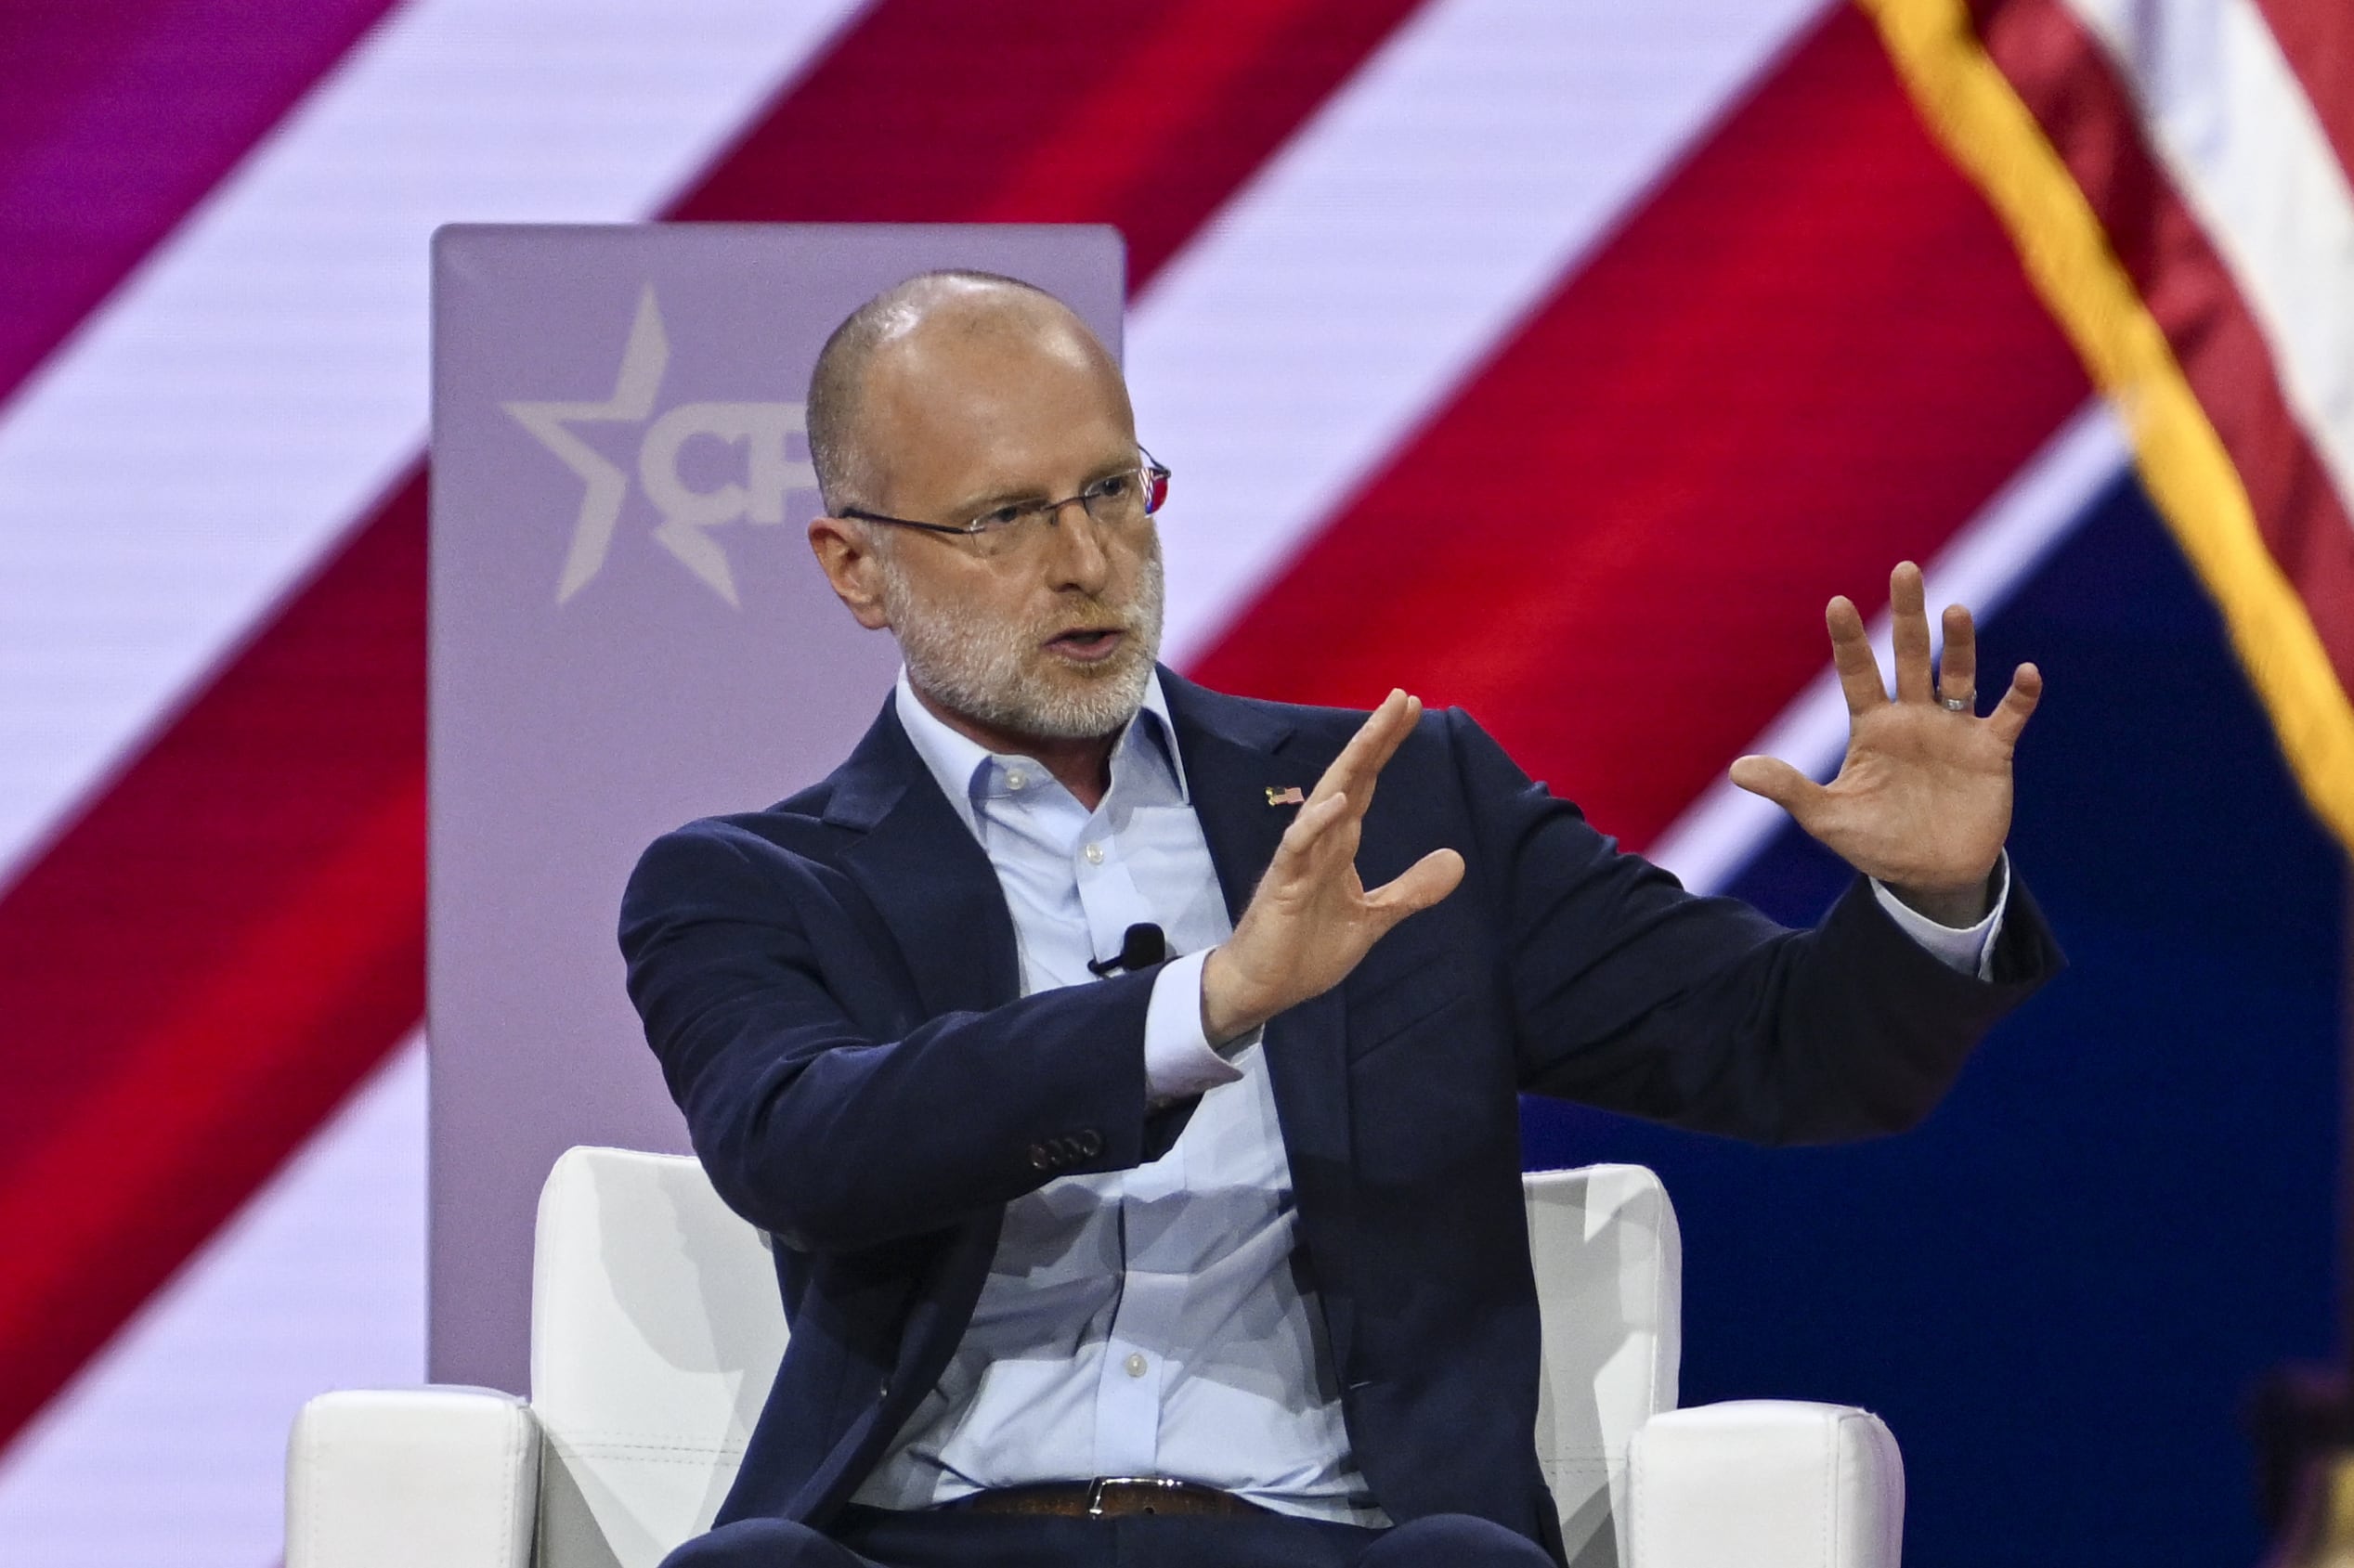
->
[1142, 948, 1246, 1101]
[1869, 851, 2010, 981]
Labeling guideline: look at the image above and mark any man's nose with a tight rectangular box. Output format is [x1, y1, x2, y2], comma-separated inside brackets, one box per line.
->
[1039, 499, 1113, 590]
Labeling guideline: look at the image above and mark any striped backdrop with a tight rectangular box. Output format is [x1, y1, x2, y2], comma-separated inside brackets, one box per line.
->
[0, 1, 2342, 1562]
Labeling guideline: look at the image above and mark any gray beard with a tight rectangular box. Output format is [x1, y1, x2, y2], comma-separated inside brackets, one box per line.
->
[878, 537, 1164, 742]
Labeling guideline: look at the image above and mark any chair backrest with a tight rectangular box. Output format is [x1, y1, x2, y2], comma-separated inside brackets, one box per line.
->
[527, 1148, 1682, 1568]
[1525, 1164, 1682, 1566]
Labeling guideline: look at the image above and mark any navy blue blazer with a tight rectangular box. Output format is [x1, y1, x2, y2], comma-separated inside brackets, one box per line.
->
[618, 669, 2061, 1557]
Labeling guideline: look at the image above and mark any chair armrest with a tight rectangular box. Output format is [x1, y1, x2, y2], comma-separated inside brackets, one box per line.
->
[287, 1388, 540, 1568]
[1627, 1400, 1903, 1568]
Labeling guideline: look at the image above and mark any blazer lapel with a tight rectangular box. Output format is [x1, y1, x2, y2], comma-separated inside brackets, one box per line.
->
[804, 699, 1019, 1520]
[1162, 671, 1361, 1375]
[825, 699, 1021, 1018]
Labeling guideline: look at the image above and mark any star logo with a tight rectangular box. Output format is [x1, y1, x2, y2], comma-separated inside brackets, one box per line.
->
[503, 284, 819, 606]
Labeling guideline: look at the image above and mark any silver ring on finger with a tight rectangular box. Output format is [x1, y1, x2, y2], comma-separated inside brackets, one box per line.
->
[1939, 690, 1974, 713]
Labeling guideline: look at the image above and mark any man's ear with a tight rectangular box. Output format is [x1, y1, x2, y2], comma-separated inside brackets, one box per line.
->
[808, 516, 891, 630]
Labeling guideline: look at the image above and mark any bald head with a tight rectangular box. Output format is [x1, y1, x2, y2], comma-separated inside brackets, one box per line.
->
[801, 270, 1163, 751]
[806, 270, 1125, 516]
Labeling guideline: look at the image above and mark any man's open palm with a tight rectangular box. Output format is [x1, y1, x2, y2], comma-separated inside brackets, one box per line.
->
[1201, 691, 1464, 1043]
[1729, 562, 2041, 924]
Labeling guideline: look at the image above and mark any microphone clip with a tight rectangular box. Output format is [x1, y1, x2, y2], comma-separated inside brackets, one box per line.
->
[1086, 922, 1168, 978]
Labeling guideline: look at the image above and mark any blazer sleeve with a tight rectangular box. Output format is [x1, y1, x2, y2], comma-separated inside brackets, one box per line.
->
[1446, 708, 2062, 1144]
[620, 819, 1162, 1252]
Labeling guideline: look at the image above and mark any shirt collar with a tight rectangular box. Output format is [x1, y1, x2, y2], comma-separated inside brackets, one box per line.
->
[893, 667, 1189, 838]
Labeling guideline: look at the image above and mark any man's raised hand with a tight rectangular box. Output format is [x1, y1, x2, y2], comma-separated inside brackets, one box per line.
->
[1200, 690, 1465, 1045]
[1728, 561, 2042, 927]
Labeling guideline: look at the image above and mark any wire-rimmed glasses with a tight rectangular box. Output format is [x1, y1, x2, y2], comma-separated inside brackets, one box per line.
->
[840, 448, 1170, 555]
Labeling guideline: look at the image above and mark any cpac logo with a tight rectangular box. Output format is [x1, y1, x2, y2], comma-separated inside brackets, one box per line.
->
[504, 284, 819, 606]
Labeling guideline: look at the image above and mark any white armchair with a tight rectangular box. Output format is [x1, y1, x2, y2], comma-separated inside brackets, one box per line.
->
[287, 1148, 1902, 1568]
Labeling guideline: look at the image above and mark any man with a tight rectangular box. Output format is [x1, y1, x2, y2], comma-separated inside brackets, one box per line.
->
[619, 270, 2060, 1568]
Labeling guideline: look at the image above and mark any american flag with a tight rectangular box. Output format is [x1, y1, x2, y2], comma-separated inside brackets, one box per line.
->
[0, 0, 2343, 1562]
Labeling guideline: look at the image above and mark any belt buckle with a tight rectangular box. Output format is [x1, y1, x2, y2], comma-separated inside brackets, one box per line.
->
[1086, 1477, 1184, 1518]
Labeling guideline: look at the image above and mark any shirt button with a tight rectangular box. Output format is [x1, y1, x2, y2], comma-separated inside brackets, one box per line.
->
[1006, 770, 1027, 790]
[1125, 1353, 1148, 1379]
[1083, 842, 1105, 865]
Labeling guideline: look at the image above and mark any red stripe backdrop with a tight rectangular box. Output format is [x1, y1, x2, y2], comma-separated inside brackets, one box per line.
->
[0, 507, 427, 1444]
[0, 0, 406, 405]
[674, 0, 1430, 280]
[1192, 6, 2089, 850]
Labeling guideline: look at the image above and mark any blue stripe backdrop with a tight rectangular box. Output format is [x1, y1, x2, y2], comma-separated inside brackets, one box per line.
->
[1521, 475, 2346, 1567]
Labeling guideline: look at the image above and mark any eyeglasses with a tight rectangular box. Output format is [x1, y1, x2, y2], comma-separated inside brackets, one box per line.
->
[841, 448, 1171, 554]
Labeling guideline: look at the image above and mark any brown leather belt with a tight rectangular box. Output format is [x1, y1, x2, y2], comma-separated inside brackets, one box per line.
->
[955, 1479, 1270, 1520]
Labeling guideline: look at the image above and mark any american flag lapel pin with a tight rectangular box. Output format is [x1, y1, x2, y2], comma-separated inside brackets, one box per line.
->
[1266, 785, 1305, 807]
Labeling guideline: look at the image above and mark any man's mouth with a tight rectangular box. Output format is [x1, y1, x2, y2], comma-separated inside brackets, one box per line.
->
[1044, 627, 1126, 663]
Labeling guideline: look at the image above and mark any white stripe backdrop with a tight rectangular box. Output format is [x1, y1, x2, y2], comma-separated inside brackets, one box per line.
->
[0, 1039, 428, 1568]
[1142, 0, 1829, 666]
[0, 0, 870, 889]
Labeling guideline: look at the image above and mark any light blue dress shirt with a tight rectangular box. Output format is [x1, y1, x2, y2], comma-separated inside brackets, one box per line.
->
[855, 670, 2008, 1523]
[856, 670, 1375, 1522]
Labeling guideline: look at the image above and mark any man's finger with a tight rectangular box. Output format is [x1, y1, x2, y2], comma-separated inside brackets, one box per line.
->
[1283, 788, 1350, 847]
[1890, 561, 1932, 703]
[1728, 754, 1826, 820]
[1270, 788, 1351, 873]
[1312, 689, 1419, 810]
[1309, 690, 1400, 802]
[1986, 662, 2044, 746]
[1938, 603, 1978, 709]
[1827, 596, 1885, 715]
[1350, 693, 1421, 816]
[1365, 848, 1465, 922]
